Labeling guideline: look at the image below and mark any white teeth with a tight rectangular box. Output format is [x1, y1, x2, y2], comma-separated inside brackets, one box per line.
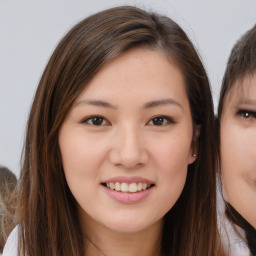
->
[110, 182, 115, 189]
[115, 182, 121, 191]
[106, 182, 151, 192]
[120, 183, 129, 192]
[128, 183, 137, 193]
[142, 183, 147, 190]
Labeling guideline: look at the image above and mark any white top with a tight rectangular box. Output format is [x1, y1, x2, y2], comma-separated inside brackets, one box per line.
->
[220, 216, 250, 256]
[2, 226, 18, 256]
[3, 219, 252, 256]
[217, 187, 250, 256]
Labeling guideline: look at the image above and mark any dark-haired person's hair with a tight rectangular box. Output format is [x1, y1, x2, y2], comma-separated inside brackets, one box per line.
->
[218, 24, 256, 118]
[0, 166, 17, 253]
[15, 6, 224, 256]
[217, 24, 256, 256]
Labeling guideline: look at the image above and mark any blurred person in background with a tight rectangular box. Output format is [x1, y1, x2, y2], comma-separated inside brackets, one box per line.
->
[217, 24, 256, 256]
[0, 166, 17, 254]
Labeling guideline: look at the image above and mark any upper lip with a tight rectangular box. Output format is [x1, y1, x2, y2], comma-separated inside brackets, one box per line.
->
[102, 176, 155, 185]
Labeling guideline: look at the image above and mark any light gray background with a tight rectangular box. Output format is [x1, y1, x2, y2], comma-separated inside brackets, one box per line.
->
[0, 0, 256, 177]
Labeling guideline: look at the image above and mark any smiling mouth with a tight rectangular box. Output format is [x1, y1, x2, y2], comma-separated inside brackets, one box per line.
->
[101, 182, 155, 193]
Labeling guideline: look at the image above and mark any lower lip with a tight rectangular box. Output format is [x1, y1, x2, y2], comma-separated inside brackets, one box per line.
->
[102, 185, 153, 204]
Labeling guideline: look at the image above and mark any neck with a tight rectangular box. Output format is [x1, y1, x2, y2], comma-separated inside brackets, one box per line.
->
[81, 214, 163, 256]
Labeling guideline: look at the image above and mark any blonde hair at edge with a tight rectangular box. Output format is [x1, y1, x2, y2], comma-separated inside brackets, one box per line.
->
[0, 166, 17, 254]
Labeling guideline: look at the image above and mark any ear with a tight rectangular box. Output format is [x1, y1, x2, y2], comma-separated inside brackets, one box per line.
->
[188, 125, 201, 164]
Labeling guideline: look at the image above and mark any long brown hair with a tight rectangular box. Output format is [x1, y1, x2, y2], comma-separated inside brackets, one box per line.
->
[217, 24, 256, 255]
[16, 6, 223, 255]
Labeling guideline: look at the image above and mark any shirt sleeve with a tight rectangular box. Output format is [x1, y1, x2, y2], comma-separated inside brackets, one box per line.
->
[2, 226, 18, 256]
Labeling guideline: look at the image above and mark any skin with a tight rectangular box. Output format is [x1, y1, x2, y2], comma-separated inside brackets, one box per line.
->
[59, 47, 197, 256]
[220, 72, 256, 229]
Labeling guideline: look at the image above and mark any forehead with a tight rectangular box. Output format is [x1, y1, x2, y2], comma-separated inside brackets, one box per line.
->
[76, 47, 187, 101]
[224, 72, 256, 104]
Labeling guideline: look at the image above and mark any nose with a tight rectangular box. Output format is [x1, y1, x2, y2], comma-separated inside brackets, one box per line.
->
[109, 125, 149, 169]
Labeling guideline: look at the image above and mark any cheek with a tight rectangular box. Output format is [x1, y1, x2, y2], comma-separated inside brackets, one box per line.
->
[221, 123, 256, 204]
[58, 131, 107, 210]
[151, 133, 192, 173]
[58, 130, 107, 200]
[221, 124, 256, 176]
[221, 122, 256, 227]
[151, 135, 191, 205]
[221, 124, 243, 191]
[59, 130, 107, 173]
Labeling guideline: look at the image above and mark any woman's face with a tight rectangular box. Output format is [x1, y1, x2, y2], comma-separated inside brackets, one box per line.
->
[59, 47, 196, 236]
[220, 72, 256, 228]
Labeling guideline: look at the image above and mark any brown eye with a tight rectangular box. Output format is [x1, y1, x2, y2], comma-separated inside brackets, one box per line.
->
[82, 115, 109, 126]
[152, 117, 164, 125]
[237, 110, 256, 119]
[148, 116, 174, 126]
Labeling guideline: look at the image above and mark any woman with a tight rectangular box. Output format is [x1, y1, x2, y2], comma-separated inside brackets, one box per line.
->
[218, 24, 256, 255]
[3, 6, 223, 256]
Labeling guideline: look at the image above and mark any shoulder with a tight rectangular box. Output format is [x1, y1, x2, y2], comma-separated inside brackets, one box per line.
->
[2, 226, 18, 256]
[219, 212, 250, 256]
[217, 192, 250, 256]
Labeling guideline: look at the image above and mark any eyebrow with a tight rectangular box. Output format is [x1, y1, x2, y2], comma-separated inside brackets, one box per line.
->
[74, 98, 183, 110]
[75, 100, 117, 109]
[237, 98, 256, 105]
[143, 98, 183, 109]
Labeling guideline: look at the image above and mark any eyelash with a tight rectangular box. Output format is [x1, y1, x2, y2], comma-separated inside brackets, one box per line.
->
[81, 115, 109, 126]
[81, 115, 175, 126]
[147, 115, 175, 126]
[237, 110, 256, 120]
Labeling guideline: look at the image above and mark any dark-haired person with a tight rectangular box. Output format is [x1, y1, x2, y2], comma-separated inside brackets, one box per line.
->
[3, 6, 224, 256]
[0, 166, 17, 254]
[218, 24, 256, 256]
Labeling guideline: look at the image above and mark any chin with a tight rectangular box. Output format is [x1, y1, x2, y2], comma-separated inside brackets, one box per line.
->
[103, 215, 161, 234]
